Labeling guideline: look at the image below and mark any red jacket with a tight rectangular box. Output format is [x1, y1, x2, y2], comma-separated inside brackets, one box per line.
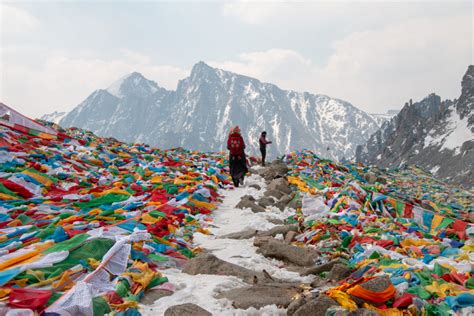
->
[227, 133, 245, 156]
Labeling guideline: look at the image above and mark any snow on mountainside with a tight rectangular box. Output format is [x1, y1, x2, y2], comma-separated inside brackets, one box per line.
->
[40, 111, 66, 124]
[59, 62, 380, 160]
[107, 72, 160, 98]
[356, 65, 474, 188]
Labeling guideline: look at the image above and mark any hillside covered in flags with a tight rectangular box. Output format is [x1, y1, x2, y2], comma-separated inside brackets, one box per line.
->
[0, 107, 472, 315]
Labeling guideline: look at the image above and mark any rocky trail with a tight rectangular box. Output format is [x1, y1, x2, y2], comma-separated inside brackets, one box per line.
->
[138, 160, 471, 316]
[141, 163, 348, 316]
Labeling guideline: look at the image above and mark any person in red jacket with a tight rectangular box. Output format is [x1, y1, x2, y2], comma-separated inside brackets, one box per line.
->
[227, 126, 247, 187]
[259, 131, 272, 166]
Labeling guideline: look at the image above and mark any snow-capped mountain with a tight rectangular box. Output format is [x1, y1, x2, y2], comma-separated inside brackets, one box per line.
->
[356, 65, 474, 188]
[40, 111, 66, 124]
[59, 62, 380, 160]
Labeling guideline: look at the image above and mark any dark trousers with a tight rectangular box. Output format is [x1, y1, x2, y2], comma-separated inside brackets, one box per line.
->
[260, 147, 266, 166]
[229, 154, 247, 187]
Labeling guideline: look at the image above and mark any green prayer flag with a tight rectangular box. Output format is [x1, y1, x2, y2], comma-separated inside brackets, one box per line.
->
[74, 193, 130, 208]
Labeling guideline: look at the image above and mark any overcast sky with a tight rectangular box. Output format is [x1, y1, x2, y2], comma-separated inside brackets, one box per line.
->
[1, 0, 472, 118]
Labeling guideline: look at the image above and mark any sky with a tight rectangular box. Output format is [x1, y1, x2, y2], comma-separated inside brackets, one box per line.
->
[0, 0, 473, 118]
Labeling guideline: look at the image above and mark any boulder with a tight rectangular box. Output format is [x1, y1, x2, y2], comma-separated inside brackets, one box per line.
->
[327, 263, 351, 281]
[360, 275, 392, 292]
[240, 194, 256, 202]
[257, 225, 299, 237]
[164, 303, 211, 316]
[350, 275, 393, 306]
[275, 195, 293, 211]
[249, 184, 261, 190]
[287, 197, 302, 210]
[257, 196, 275, 208]
[219, 282, 301, 309]
[264, 162, 289, 181]
[219, 229, 258, 240]
[302, 259, 343, 276]
[182, 253, 271, 283]
[287, 297, 307, 316]
[364, 172, 377, 184]
[264, 189, 284, 200]
[264, 172, 277, 182]
[280, 194, 293, 204]
[235, 196, 265, 213]
[252, 168, 267, 177]
[284, 231, 297, 243]
[141, 289, 173, 304]
[253, 236, 272, 247]
[310, 275, 325, 288]
[353, 309, 380, 316]
[269, 161, 289, 177]
[268, 218, 284, 225]
[293, 294, 338, 316]
[255, 237, 317, 266]
[250, 202, 266, 213]
[267, 178, 292, 194]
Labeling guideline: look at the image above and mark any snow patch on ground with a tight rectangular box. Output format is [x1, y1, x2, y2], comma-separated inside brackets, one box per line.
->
[141, 173, 304, 315]
[141, 271, 243, 315]
[195, 173, 310, 282]
[195, 234, 310, 282]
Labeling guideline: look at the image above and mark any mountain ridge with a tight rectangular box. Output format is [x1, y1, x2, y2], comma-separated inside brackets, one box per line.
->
[58, 62, 382, 160]
[40, 110, 67, 124]
[356, 65, 474, 188]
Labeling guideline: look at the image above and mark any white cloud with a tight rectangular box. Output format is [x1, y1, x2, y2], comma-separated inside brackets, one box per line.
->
[209, 49, 314, 91]
[2, 9, 471, 119]
[0, 4, 40, 33]
[208, 14, 472, 113]
[1, 2, 471, 118]
[222, 0, 286, 24]
[221, 0, 470, 27]
[220, 1, 412, 26]
[1, 50, 188, 118]
[316, 15, 473, 112]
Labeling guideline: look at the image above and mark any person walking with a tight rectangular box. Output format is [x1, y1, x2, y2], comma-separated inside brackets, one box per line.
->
[227, 126, 247, 187]
[259, 131, 272, 166]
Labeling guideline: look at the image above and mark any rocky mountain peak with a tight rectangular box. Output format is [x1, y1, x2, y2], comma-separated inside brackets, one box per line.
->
[189, 61, 219, 80]
[411, 93, 441, 119]
[356, 65, 473, 188]
[107, 72, 160, 98]
[458, 65, 474, 121]
[192, 61, 213, 72]
[461, 65, 474, 94]
[177, 62, 225, 96]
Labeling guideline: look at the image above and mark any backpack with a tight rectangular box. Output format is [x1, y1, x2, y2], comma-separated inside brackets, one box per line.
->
[229, 134, 244, 156]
